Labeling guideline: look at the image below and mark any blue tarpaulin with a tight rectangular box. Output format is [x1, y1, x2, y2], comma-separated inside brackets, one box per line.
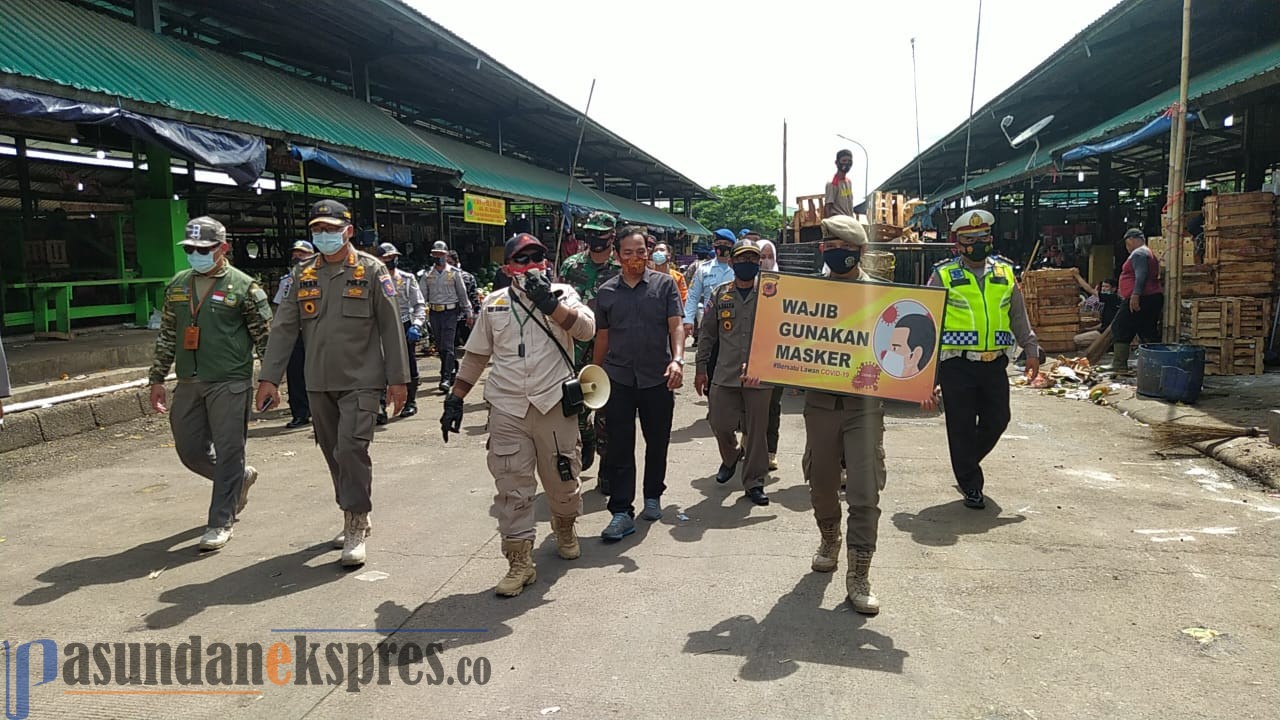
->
[290, 144, 413, 188]
[1059, 112, 1195, 164]
[0, 87, 266, 185]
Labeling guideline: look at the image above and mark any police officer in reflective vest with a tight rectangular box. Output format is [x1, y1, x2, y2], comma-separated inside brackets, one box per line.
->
[924, 210, 1040, 509]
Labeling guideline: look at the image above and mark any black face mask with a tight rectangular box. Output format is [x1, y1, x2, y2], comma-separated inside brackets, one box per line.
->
[733, 262, 760, 281]
[961, 241, 994, 261]
[823, 247, 861, 273]
[385, 259, 397, 271]
[587, 238, 611, 252]
[836, 161, 853, 174]
[714, 245, 732, 257]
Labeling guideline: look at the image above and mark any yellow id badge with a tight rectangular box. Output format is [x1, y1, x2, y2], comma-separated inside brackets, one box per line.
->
[183, 326, 201, 350]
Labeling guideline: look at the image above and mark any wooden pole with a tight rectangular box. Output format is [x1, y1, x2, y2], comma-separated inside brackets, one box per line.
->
[1163, 0, 1192, 342]
[553, 79, 596, 265]
[782, 119, 788, 243]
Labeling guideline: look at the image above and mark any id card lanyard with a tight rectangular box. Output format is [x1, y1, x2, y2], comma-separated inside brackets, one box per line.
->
[184, 272, 219, 350]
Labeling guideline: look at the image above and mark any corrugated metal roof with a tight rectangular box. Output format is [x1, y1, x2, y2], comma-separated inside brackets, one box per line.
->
[418, 131, 616, 213]
[602, 192, 687, 231]
[676, 215, 712, 236]
[931, 39, 1280, 202]
[0, 0, 459, 174]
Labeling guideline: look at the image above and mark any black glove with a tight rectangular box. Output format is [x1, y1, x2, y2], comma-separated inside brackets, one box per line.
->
[441, 394, 464, 443]
[523, 270, 559, 315]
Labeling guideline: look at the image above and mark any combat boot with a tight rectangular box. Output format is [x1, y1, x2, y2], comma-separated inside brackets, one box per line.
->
[331, 511, 372, 548]
[496, 538, 536, 596]
[846, 549, 880, 615]
[400, 380, 419, 418]
[551, 515, 580, 560]
[1111, 342, 1132, 375]
[340, 511, 371, 566]
[811, 521, 841, 573]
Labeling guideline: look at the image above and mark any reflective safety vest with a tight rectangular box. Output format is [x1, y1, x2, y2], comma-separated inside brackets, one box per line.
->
[937, 258, 1016, 351]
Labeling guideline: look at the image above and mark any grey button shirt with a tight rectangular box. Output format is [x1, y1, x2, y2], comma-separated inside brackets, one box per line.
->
[596, 269, 682, 389]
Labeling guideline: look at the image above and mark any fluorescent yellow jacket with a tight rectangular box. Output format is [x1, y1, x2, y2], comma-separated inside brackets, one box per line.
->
[937, 258, 1016, 351]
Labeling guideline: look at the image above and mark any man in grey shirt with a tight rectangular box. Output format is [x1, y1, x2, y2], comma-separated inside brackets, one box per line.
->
[592, 227, 686, 541]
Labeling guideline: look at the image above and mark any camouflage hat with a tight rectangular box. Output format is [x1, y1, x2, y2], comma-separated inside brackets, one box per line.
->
[582, 211, 617, 232]
[181, 216, 226, 247]
[308, 200, 352, 227]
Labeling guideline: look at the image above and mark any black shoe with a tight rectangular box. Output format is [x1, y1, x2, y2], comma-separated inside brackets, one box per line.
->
[376, 411, 388, 426]
[746, 487, 770, 506]
[285, 416, 310, 429]
[399, 404, 417, 418]
[715, 451, 743, 484]
[438, 380, 452, 394]
[962, 490, 986, 509]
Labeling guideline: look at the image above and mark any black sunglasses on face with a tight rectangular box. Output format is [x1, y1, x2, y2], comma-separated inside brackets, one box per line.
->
[183, 246, 216, 255]
[512, 251, 545, 265]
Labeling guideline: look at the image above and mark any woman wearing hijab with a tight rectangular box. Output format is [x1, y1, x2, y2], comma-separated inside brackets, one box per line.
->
[756, 239, 784, 471]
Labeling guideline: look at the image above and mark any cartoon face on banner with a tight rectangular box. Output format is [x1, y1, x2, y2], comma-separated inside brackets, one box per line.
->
[873, 300, 937, 379]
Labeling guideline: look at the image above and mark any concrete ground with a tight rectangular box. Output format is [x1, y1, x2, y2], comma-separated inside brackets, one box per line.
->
[2, 358, 1277, 720]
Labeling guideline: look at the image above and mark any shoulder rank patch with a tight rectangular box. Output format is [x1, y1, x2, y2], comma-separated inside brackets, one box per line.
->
[380, 272, 396, 298]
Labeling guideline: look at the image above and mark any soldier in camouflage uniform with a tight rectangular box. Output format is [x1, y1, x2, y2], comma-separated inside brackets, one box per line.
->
[558, 211, 621, 481]
[148, 216, 273, 552]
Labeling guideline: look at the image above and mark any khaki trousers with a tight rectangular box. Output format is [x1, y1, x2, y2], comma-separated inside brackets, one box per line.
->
[802, 396, 887, 552]
[488, 402, 583, 540]
[170, 379, 252, 529]
[309, 388, 381, 513]
[708, 384, 772, 490]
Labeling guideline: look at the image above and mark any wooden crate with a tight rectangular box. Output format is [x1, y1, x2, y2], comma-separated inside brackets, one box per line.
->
[1204, 192, 1278, 230]
[1200, 337, 1265, 376]
[1205, 234, 1278, 264]
[1180, 297, 1271, 339]
[1179, 264, 1218, 298]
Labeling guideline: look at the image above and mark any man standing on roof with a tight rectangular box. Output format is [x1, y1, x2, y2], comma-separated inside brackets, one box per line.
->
[255, 200, 410, 567]
[149, 216, 272, 552]
[824, 149, 856, 218]
[273, 239, 316, 429]
[421, 240, 474, 394]
[924, 209, 1040, 511]
[559, 211, 622, 476]
[377, 242, 427, 419]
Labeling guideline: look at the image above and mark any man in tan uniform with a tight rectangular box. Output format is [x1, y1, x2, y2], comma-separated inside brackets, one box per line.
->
[442, 233, 595, 596]
[255, 200, 410, 567]
[695, 238, 771, 506]
[754, 215, 887, 615]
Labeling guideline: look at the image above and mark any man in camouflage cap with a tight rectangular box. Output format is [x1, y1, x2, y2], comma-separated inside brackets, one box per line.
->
[255, 200, 411, 567]
[558, 210, 621, 480]
[148, 216, 273, 552]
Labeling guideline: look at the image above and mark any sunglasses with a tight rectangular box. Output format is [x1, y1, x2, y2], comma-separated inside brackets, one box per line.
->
[183, 245, 216, 255]
[511, 251, 546, 265]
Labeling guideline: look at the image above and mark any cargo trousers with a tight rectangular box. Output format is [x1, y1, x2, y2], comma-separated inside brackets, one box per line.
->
[802, 393, 887, 552]
[309, 388, 382, 514]
[169, 379, 252, 529]
[708, 383, 772, 490]
[488, 402, 583, 540]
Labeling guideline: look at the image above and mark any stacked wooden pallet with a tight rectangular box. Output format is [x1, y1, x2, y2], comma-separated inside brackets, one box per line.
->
[1022, 269, 1084, 353]
[1202, 192, 1277, 297]
[1179, 296, 1270, 376]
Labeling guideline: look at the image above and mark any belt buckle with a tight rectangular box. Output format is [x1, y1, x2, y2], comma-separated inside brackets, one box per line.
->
[431, 304, 444, 312]
[980, 351, 998, 362]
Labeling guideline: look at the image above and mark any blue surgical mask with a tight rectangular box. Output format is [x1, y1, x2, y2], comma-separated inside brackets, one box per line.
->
[187, 250, 217, 273]
[651, 251, 668, 265]
[312, 230, 346, 255]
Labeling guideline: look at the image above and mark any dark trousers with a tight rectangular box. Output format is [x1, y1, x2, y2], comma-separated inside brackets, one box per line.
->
[402, 321, 419, 382]
[604, 382, 675, 516]
[428, 308, 460, 381]
[1111, 292, 1163, 344]
[286, 337, 309, 421]
[939, 356, 1011, 495]
[767, 385, 784, 454]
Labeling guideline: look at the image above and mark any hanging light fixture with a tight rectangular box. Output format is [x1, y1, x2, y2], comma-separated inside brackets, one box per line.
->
[256, 186, 263, 196]
[95, 148, 106, 160]
[1077, 171, 1085, 182]
[1223, 114, 1234, 128]
[76, 181, 84, 192]
[1200, 179, 1208, 190]
[69, 137, 80, 145]
[1144, 188, 1150, 198]
[90, 213, 96, 219]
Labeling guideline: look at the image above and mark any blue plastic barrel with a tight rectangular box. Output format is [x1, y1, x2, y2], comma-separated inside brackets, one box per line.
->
[1135, 344, 1206, 404]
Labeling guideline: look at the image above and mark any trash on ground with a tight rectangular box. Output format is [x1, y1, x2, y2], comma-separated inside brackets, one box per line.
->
[1181, 627, 1223, 644]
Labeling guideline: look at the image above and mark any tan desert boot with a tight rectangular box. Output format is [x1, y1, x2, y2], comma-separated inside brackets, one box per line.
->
[496, 538, 537, 597]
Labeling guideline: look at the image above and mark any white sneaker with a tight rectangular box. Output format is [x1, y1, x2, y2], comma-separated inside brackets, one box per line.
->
[340, 512, 370, 566]
[198, 526, 233, 551]
[237, 466, 258, 514]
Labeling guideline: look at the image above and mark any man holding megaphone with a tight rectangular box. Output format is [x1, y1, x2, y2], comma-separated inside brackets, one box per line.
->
[442, 233, 598, 597]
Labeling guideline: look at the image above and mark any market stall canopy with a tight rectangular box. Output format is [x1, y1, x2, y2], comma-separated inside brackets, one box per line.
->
[419, 130, 617, 215]
[0, 0, 460, 177]
[289, 145, 413, 188]
[602, 192, 687, 232]
[0, 87, 265, 185]
[675, 215, 713, 236]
